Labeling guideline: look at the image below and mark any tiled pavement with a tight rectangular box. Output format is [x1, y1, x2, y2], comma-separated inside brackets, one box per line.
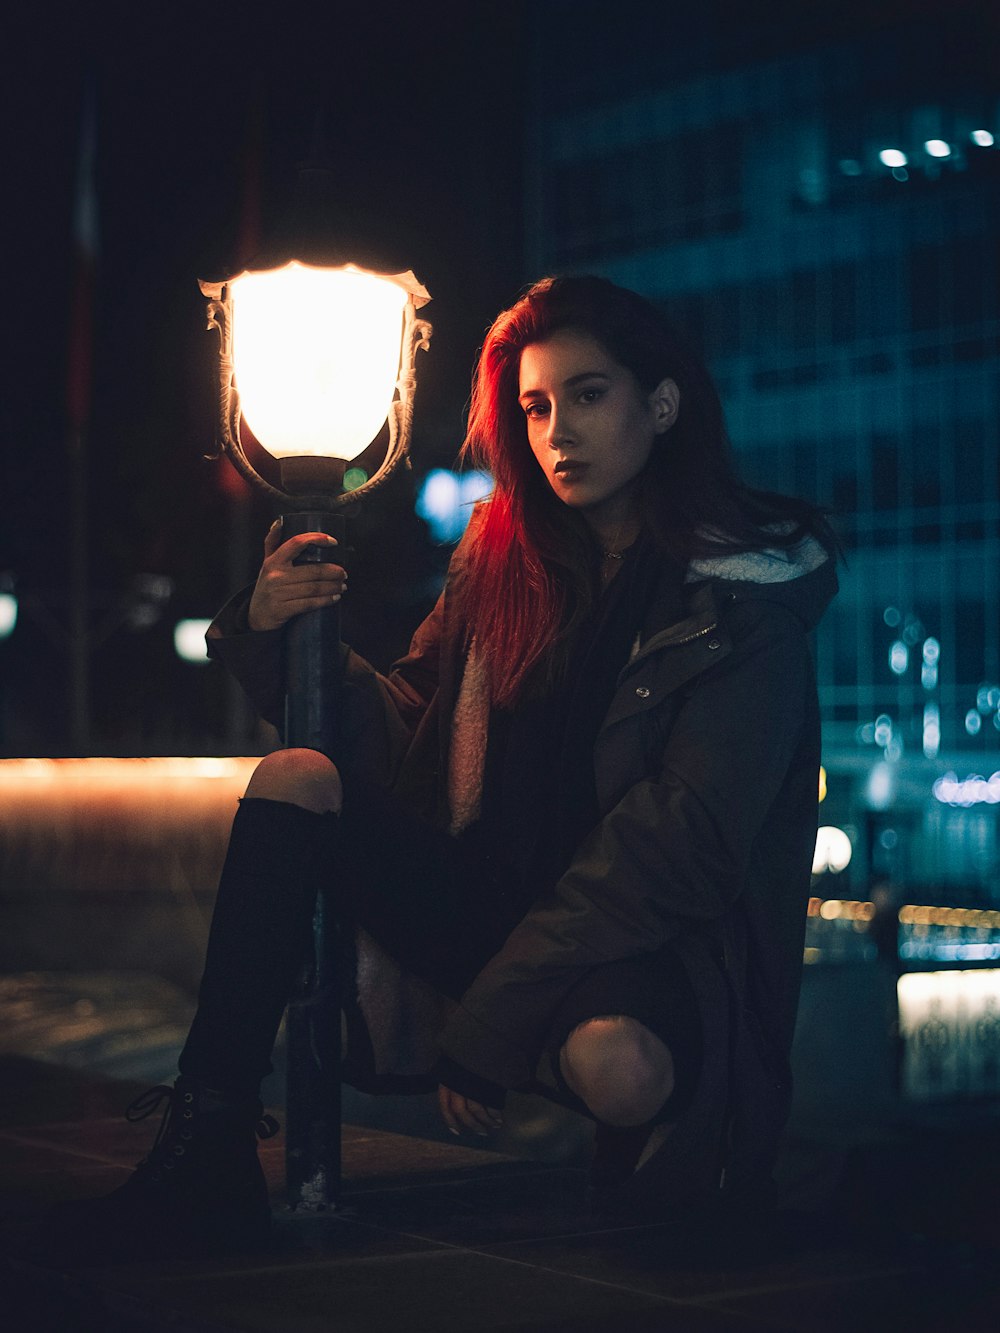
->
[1, 1058, 998, 1331]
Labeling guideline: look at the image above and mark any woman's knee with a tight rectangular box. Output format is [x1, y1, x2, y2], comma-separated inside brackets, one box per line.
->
[559, 1015, 674, 1127]
[244, 748, 343, 814]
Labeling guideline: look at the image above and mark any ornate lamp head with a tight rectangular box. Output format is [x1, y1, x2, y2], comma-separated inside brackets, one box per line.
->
[199, 261, 431, 510]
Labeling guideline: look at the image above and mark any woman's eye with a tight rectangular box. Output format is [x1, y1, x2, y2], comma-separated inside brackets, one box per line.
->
[578, 388, 603, 404]
[524, 404, 547, 419]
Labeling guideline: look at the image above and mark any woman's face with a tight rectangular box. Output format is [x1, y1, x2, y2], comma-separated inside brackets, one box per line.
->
[518, 329, 678, 537]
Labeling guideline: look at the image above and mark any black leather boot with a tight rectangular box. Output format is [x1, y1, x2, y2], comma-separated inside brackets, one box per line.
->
[25, 1077, 279, 1267]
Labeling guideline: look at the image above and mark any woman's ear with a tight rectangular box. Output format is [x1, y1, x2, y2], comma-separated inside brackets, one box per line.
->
[649, 378, 680, 434]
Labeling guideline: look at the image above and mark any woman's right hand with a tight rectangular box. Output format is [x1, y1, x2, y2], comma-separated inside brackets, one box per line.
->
[247, 521, 348, 632]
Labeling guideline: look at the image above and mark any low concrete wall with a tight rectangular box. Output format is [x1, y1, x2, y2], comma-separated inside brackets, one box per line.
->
[0, 758, 257, 990]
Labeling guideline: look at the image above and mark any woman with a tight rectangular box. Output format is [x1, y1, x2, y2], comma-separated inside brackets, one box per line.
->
[39, 275, 837, 1263]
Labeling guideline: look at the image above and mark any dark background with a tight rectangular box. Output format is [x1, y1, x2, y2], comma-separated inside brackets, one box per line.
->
[4, 1, 530, 751]
[3, 0, 992, 753]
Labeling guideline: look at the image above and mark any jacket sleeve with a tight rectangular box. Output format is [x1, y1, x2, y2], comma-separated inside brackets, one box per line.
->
[439, 600, 816, 1088]
[205, 587, 286, 730]
[205, 583, 448, 785]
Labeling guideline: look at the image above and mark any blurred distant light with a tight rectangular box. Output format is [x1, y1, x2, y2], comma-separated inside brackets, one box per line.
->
[867, 761, 894, 810]
[838, 158, 863, 176]
[174, 619, 212, 664]
[126, 574, 174, 632]
[879, 828, 898, 850]
[0, 593, 17, 639]
[798, 168, 826, 204]
[933, 771, 1000, 806]
[923, 702, 940, 759]
[812, 825, 853, 875]
[924, 139, 951, 158]
[879, 149, 908, 168]
[416, 469, 492, 545]
[889, 641, 908, 675]
[922, 637, 940, 665]
[135, 574, 174, 602]
[902, 621, 922, 647]
[891, 167, 909, 182]
[857, 722, 876, 745]
[898, 971, 1000, 1097]
[818, 766, 827, 802]
[343, 467, 368, 492]
[883, 606, 901, 628]
[873, 714, 893, 747]
[128, 604, 161, 631]
[971, 130, 995, 147]
[966, 710, 982, 736]
[921, 664, 938, 690]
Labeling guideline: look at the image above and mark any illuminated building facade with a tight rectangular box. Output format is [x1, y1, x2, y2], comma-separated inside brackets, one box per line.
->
[525, 6, 1000, 899]
[525, 5, 1000, 1100]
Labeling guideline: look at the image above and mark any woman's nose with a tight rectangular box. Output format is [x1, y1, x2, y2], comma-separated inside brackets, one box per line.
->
[546, 405, 572, 448]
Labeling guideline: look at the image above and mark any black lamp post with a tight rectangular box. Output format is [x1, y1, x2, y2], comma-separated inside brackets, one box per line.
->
[199, 259, 431, 1209]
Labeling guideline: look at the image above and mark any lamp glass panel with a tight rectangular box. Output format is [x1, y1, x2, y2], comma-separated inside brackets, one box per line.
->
[230, 263, 407, 461]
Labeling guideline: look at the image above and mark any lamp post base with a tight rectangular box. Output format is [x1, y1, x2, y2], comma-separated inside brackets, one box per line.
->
[285, 890, 342, 1212]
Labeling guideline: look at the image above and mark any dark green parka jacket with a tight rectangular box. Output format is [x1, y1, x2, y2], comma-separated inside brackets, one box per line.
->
[209, 525, 836, 1197]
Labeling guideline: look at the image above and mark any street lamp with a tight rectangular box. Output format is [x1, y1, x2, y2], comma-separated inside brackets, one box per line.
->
[199, 257, 432, 1211]
[200, 259, 431, 754]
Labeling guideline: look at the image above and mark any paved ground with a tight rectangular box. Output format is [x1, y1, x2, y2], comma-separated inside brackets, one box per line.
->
[3, 766, 997, 1328]
[1, 974, 999, 1330]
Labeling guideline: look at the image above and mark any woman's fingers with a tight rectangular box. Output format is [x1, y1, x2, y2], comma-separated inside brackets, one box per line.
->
[279, 592, 344, 614]
[437, 1086, 502, 1137]
[262, 520, 285, 559]
[263, 525, 337, 563]
[248, 539, 347, 631]
[270, 568, 347, 595]
[270, 531, 339, 567]
[437, 1086, 461, 1135]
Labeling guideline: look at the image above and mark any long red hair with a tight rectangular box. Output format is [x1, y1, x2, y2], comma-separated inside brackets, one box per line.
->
[460, 275, 835, 709]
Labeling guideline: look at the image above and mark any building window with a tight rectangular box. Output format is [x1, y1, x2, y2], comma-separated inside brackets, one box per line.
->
[871, 435, 899, 512]
[549, 126, 744, 263]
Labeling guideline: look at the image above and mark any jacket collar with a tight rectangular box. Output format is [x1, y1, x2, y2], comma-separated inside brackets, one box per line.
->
[633, 535, 837, 655]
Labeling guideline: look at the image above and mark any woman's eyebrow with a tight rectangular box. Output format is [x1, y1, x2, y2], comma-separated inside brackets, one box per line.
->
[518, 371, 610, 401]
[563, 371, 610, 388]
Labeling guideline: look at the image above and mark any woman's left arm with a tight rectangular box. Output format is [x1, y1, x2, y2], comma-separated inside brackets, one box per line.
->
[439, 600, 818, 1089]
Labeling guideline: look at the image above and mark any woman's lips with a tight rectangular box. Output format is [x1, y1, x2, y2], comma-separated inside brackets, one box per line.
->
[554, 460, 589, 479]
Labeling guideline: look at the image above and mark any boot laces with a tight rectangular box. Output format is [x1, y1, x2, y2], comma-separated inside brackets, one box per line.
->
[126, 1085, 177, 1165]
[124, 1084, 280, 1179]
[257, 1114, 280, 1140]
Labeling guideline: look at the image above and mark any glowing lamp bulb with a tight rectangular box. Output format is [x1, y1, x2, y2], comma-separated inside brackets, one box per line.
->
[229, 263, 408, 462]
[878, 149, 907, 168]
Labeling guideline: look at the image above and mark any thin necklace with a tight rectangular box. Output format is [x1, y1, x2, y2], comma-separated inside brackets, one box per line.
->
[600, 518, 632, 561]
[599, 521, 633, 586]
